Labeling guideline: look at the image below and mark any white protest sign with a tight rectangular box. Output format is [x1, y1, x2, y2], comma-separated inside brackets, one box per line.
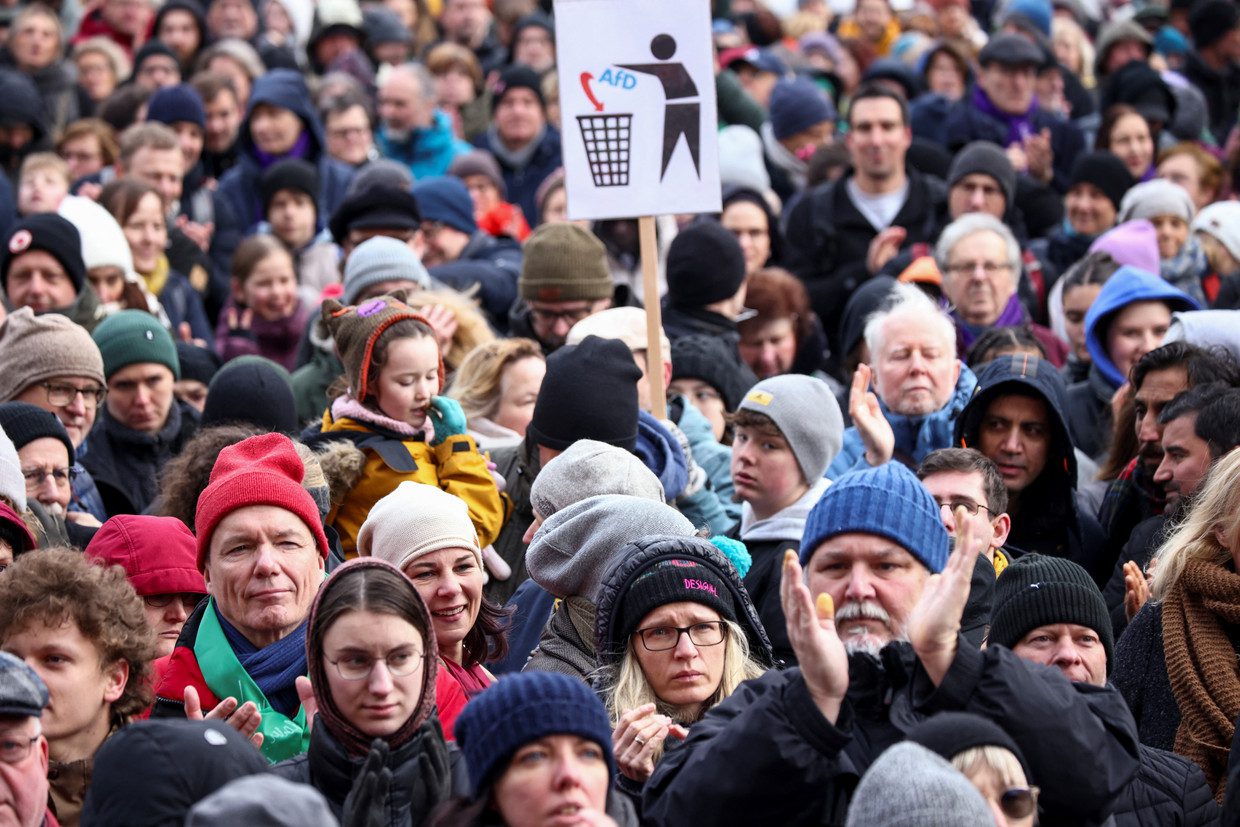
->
[554, 0, 722, 221]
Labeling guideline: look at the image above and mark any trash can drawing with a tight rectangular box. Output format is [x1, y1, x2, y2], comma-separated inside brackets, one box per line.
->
[576, 113, 633, 187]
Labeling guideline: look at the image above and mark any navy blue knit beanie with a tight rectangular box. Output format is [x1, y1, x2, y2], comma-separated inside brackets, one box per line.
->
[800, 462, 949, 572]
[455, 672, 616, 798]
[146, 83, 205, 129]
[768, 77, 836, 141]
[411, 176, 477, 235]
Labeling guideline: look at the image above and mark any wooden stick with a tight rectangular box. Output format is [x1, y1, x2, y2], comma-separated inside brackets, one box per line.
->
[638, 214, 666, 420]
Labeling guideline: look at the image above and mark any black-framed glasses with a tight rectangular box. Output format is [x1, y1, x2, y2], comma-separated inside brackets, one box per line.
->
[634, 621, 726, 652]
[0, 734, 39, 765]
[528, 304, 596, 326]
[999, 786, 1039, 819]
[936, 499, 992, 518]
[327, 650, 423, 681]
[42, 382, 106, 406]
[21, 467, 76, 486]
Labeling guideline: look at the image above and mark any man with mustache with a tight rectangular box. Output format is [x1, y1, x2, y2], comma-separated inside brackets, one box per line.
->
[642, 461, 1140, 825]
[954, 355, 1108, 584]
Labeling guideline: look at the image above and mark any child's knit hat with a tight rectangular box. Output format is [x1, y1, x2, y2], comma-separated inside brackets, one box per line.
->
[320, 296, 442, 403]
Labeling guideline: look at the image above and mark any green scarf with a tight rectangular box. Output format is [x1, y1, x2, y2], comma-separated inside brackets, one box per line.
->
[193, 599, 311, 763]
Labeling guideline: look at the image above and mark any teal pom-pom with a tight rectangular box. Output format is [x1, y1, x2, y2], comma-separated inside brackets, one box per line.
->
[709, 535, 752, 578]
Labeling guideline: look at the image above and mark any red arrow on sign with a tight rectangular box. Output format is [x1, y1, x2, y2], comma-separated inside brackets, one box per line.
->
[580, 72, 604, 112]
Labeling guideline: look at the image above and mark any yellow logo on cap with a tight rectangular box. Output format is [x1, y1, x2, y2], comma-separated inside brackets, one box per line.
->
[745, 390, 773, 405]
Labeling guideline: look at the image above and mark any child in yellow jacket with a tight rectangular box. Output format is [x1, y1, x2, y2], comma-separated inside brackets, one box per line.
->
[317, 295, 503, 556]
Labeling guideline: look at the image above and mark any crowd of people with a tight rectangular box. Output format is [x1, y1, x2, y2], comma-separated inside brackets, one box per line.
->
[3, 0, 1240, 823]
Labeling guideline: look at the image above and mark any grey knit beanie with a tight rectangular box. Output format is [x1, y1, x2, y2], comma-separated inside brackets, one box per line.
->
[737, 374, 843, 483]
[947, 141, 1017, 209]
[530, 439, 665, 519]
[1118, 179, 1196, 224]
[341, 236, 431, 304]
[845, 742, 994, 827]
[0, 308, 105, 402]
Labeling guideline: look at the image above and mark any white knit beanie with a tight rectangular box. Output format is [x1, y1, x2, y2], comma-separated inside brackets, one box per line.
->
[0, 426, 27, 512]
[356, 481, 482, 571]
[59, 195, 136, 278]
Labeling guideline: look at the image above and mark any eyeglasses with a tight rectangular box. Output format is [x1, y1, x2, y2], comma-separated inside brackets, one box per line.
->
[143, 593, 204, 611]
[936, 499, 992, 517]
[42, 382, 105, 406]
[327, 650, 422, 681]
[21, 467, 76, 486]
[634, 621, 726, 652]
[946, 261, 1014, 277]
[999, 786, 1039, 820]
[528, 304, 596, 326]
[0, 734, 39, 765]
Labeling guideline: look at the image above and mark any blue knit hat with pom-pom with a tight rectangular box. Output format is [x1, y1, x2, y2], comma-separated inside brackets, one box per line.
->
[800, 462, 948, 573]
[455, 672, 617, 798]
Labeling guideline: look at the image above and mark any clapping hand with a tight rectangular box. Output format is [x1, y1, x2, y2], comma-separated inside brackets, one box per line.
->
[907, 506, 977, 686]
[780, 550, 849, 723]
[849, 364, 895, 467]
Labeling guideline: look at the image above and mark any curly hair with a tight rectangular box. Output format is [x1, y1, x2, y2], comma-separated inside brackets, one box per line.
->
[0, 548, 154, 720]
[156, 425, 259, 531]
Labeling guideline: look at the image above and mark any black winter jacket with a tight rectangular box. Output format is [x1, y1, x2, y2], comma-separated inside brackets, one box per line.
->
[782, 169, 947, 340]
[642, 640, 1141, 826]
[942, 96, 1086, 193]
[273, 719, 467, 826]
[485, 435, 539, 604]
[1102, 515, 1167, 639]
[1113, 601, 1179, 752]
[1110, 744, 1220, 826]
[1067, 364, 1116, 464]
[81, 400, 199, 516]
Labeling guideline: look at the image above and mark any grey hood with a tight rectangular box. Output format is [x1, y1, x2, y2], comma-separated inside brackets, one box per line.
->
[526, 495, 695, 599]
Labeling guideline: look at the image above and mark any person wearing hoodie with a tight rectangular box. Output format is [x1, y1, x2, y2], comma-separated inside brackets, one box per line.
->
[827, 282, 977, 478]
[83, 515, 208, 658]
[272, 558, 467, 823]
[217, 69, 354, 233]
[1066, 265, 1200, 462]
[730, 375, 842, 666]
[0, 70, 51, 189]
[152, 0, 209, 71]
[496, 440, 667, 674]
[375, 63, 471, 181]
[593, 536, 776, 812]
[955, 355, 1109, 584]
[523, 496, 696, 680]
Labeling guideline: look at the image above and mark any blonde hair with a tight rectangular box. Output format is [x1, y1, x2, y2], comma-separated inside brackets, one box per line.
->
[951, 745, 1028, 788]
[599, 619, 766, 750]
[19, 152, 70, 184]
[1052, 17, 1095, 88]
[1151, 448, 1240, 599]
[446, 338, 544, 421]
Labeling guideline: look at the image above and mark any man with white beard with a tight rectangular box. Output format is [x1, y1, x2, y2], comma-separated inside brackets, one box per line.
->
[642, 460, 1142, 825]
[0, 402, 97, 547]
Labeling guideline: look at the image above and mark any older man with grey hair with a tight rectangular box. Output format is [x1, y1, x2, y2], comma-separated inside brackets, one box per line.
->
[936, 213, 1068, 365]
[827, 283, 978, 478]
[375, 62, 471, 178]
[0, 651, 53, 827]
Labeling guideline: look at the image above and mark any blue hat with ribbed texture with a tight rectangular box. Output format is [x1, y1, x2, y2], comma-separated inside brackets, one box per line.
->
[454, 672, 616, 797]
[800, 461, 948, 573]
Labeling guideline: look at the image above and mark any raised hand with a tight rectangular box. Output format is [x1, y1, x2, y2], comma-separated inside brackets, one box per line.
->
[780, 550, 848, 723]
[1023, 128, 1054, 184]
[295, 675, 318, 732]
[1123, 560, 1151, 622]
[849, 364, 895, 468]
[419, 303, 459, 351]
[342, 739, 392, 827]
[184, 685, 265, 749]
[907, 506, 977, 686]
[866, 226, 907, 275]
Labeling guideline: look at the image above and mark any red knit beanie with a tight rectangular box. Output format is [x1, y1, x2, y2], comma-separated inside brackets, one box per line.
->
[194, 433, 330, 571]
[85, 514, 207, 596]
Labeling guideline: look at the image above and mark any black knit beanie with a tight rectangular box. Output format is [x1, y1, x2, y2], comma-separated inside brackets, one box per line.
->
[490, 63, 545, 113]
[0, 401, 74, 461]
[908, 712, 1031, 778]
[1, 215, 86, 295]
[175, 341, 221, 386]
[665, 220, 747, 309]
[670, 335, 758, 412]
[614, 557, 737, 649]
[526, 336, 640, 451]
[261, 158, 321, 214]
[1068, 151, 1136, 211]
[989, 554, 1114, 673]
[201, 356, 298, 434]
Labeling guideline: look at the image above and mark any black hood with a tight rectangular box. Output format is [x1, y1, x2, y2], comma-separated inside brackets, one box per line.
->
[955, 354, 1077, 489]
[594, 534, 776, 670]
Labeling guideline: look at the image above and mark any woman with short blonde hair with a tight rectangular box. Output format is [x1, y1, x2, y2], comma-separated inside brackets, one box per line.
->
[446, 338, 545, 449]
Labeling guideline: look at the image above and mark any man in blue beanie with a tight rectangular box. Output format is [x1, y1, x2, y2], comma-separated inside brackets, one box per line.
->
[642, 460, 1142, 826]
[413, 175, 521, 330]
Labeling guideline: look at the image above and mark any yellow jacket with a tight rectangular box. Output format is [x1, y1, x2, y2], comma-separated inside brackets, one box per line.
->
[320, 412, 504, 557]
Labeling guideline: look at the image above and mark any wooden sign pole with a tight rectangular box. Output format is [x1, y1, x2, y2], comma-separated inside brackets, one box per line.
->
[638, 214, 667, 420]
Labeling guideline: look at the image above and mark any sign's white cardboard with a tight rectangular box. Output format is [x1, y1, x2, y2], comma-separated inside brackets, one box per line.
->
[554, 0, 722, 220]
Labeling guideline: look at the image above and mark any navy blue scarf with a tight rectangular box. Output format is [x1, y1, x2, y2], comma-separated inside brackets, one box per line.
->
[215, 603, 307, 717]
